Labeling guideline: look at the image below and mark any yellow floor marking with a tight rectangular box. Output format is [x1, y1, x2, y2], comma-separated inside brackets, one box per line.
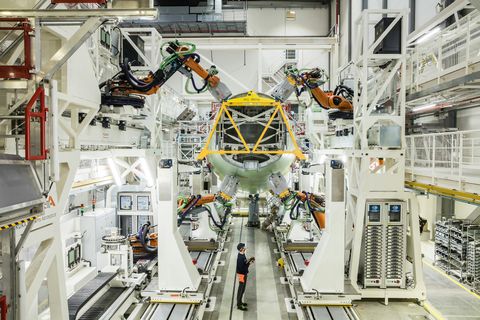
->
[424, 300, 446, 320]
[423, 260, 480, 300]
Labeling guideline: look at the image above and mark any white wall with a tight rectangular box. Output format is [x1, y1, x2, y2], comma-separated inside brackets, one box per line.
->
[456, 108, 480, 131]
[246, 7, 330, 37]
[455, 201, 480, 220]
[415, 0, 441, 29]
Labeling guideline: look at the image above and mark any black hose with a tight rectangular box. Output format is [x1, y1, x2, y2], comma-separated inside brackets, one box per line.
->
[304, 191, 312, 213]
[191, 76, 208, 93]
[119, 59, 162, 92]
[295, 201, 302, 219]
[99, 70, 122, 89]
[138, 222, 157, 254]
[177, 195, 201, 226]
[203, 205, 229, 229]
[289, 198, 300, 220]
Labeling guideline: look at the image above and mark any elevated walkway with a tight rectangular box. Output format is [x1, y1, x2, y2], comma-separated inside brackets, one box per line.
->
[406, 6, 480, 108]
[406, 130, 480, 197]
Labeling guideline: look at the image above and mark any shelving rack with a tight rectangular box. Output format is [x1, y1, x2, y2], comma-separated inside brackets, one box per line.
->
[435, 218, 480, 285]
[434, 219, 470, 279]
[466, 226, 480, 292]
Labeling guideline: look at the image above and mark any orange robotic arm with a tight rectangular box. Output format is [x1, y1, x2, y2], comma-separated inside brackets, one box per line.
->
[309, 87, 353, 111]
[279, 67, 353, 112]
[101, 40, 231, 107]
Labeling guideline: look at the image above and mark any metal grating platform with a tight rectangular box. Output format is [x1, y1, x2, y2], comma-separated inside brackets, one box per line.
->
[68, 272, 116, 320]
[78, 287, 125, 320]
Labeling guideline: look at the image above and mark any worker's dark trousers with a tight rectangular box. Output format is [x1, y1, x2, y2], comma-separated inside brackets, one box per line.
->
[237, 274, 247, 306]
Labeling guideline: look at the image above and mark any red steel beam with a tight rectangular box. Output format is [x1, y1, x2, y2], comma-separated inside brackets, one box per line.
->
[25, 87, 48, 161]
[0, 18, 32, 79]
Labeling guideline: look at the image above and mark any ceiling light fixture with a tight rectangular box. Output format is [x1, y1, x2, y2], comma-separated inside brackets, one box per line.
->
[286, 10, 296, 21]
[416, 27, 441, 44]
[412, 103, 436, 112]
[107, 158, 122, 187]
[140, 158, 154, 187]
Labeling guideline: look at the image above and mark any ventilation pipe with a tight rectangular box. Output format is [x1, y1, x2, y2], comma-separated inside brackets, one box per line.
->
[215, 0, 222, 14]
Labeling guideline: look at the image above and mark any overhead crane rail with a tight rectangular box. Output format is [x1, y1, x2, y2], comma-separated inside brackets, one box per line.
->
[405, 181, 480, 205]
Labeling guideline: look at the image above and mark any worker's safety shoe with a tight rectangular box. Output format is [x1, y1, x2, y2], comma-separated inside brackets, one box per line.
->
[237, 305, 248, 311]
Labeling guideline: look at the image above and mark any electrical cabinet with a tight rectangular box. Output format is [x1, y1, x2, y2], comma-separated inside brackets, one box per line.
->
[363, 200, 406, 288]
[80, 208, 116, 267]
[117, 192, 153, 236]
[374, 17, 402, 54]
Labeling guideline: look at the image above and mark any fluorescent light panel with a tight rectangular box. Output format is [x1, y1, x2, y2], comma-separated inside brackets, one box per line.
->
[412, 103, 436, 112]
[416, 27, 441, 44]
[107, 158, 122, 187]
[140, 158, 155, 187]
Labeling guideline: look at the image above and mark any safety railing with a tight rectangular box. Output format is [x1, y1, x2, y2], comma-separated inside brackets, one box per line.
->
[0, 18, 32, 79]
[406, 130, 480, 186]
[177, 120, 211, 161]
[407, 10, 480, 93]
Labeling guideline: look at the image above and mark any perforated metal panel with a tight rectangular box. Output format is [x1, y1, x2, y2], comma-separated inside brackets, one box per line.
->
[0, 154, 43, 223]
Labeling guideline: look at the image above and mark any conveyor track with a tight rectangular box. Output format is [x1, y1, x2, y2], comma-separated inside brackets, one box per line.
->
[190, 251, 213, 273]
[289, 251, 313, 273]
[67, 272, 116, 320]
[78, 287, 125, 320]
[151, 303, 194, 319]
[307, 306, 356, 320]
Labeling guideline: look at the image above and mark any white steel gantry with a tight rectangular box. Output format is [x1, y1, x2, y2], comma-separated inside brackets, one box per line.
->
[0, 5, 158, 320]
[347, 9, 426, 302]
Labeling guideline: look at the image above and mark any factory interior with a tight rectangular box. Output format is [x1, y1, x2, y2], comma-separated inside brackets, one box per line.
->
[2, 0, 480, 319]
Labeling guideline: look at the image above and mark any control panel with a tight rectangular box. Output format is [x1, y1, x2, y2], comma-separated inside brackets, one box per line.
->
[117, 192, 153, 236]
[363, 200, 406, 289]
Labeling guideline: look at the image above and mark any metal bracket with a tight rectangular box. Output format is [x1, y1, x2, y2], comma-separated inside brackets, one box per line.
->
[40, 17, 103, 81]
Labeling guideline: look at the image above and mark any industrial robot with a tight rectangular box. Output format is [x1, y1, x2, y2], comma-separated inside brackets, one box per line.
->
[268, 172, 326, 244]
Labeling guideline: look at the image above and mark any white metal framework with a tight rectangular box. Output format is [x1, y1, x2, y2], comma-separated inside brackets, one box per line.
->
[406, 3, 480, 108]
[406, 129, 480, 193]
[347, 9, 426, 301]
[0, 5, 164, 319]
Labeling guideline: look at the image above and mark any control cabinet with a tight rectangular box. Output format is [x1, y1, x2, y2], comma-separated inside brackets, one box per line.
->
[363, 200, 407, 288]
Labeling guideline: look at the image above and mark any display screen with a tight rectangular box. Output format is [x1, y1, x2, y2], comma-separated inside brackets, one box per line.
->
[389, 204, 402, 222]
[74, 245, 81, 263]
[68, 249, 75, 267]
[368, 204, 381, 222]
[119, 195, 133, 210]
[137, 195, 150, 211]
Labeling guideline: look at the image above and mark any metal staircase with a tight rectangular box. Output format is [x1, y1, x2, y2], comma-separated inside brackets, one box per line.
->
[261, 60, 297, 92]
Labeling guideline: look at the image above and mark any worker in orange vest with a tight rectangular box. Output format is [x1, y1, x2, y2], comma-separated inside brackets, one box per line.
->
[236, 243, 255, 311]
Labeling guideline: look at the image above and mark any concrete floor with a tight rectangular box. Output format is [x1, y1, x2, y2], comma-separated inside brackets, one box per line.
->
[202, 218, 480, 320]
[421, 241, 480, 320]
[204, 217, 294, 320]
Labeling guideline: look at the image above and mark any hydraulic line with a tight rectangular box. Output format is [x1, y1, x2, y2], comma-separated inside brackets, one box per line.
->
[138, 222, 157, 253]
[177, 195, 201, 226]
[202, 205, 229, 229]
[289, 198, 301, 220]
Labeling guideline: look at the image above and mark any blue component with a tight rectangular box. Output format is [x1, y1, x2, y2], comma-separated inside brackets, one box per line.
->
[390, 205, 401, 213]
[330, 159, 343, 169]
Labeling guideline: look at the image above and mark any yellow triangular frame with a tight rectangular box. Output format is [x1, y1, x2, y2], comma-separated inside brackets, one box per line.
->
[197, 94, 305, 160]
[197, 103, 250, 160]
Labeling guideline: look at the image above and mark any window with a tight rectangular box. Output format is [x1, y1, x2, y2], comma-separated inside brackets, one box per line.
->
[285, 49, 296, 60]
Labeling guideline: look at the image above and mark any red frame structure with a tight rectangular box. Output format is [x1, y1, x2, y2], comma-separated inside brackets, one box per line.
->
[25, 87, 48, 160]
[0, 18, 32, 79]
[0, 295, 6, 320]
